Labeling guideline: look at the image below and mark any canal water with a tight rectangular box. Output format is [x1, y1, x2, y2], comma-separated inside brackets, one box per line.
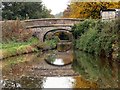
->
[1, 50, 119, 88]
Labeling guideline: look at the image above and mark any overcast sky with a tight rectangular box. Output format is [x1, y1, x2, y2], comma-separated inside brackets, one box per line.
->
[42, 0, 70, 15]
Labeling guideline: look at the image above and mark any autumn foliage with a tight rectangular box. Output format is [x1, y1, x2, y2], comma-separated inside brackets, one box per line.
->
[63, 2, 120, 19]
[2, 20, 33, 43]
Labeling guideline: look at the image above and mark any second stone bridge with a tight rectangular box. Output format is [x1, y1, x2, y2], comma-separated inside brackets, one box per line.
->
[25, 18, 83, 42]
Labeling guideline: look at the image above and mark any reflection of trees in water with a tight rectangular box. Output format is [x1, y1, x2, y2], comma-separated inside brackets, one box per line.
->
[19, 76, 44, 88]
[72, 50, 118, 88]
[2, 76, 44, 89]
[2, 53, 39, 80]
[73, 76, 97, 88]
[2, 53, 45, 89]
[2, 80, 21, 89]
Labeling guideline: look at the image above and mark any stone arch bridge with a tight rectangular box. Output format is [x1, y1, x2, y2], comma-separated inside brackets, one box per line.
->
[25, 18, 83, 42]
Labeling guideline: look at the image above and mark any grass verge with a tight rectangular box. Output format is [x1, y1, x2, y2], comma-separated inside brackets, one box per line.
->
[0, 38, 40, 59]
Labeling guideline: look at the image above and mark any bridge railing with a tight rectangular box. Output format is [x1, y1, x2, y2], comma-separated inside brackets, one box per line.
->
[24, 18, 84, 29]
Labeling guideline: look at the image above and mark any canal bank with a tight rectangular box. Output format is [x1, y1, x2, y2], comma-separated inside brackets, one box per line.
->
[1, 38, 58, 60]
[72, 19, 119, 61]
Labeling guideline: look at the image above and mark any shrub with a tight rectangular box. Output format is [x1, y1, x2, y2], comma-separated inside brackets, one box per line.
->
[44, 36, 60, 49]
[71, 19, 96, 39]
[73, 18, 119, 58]
[2, 20, 33, 43]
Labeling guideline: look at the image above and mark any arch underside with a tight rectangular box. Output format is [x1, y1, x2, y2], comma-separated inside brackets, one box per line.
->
[31, 26, 72, 42]
[43, 29, 73, 42]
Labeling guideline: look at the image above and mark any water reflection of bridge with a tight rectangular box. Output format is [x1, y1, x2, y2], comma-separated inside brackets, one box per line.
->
[57, 40, 73, 52]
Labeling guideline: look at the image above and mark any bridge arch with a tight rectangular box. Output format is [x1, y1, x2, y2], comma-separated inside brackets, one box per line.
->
[25, 18, 83, 42]
[43, 29, 73, 42]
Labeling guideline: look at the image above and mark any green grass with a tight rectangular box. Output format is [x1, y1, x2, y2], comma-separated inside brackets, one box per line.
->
[1, 37, 39, 49]
[1, 37, 60, 59]
[1, 37, 39, 59]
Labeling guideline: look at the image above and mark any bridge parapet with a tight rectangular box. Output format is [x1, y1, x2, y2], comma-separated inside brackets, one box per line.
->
[25, 18, 83, 28]
[26, 24, 74, 29]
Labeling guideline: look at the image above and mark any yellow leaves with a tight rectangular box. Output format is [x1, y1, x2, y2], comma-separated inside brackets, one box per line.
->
[73, 76, 98, 88]
[63, 2, 120, 19]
